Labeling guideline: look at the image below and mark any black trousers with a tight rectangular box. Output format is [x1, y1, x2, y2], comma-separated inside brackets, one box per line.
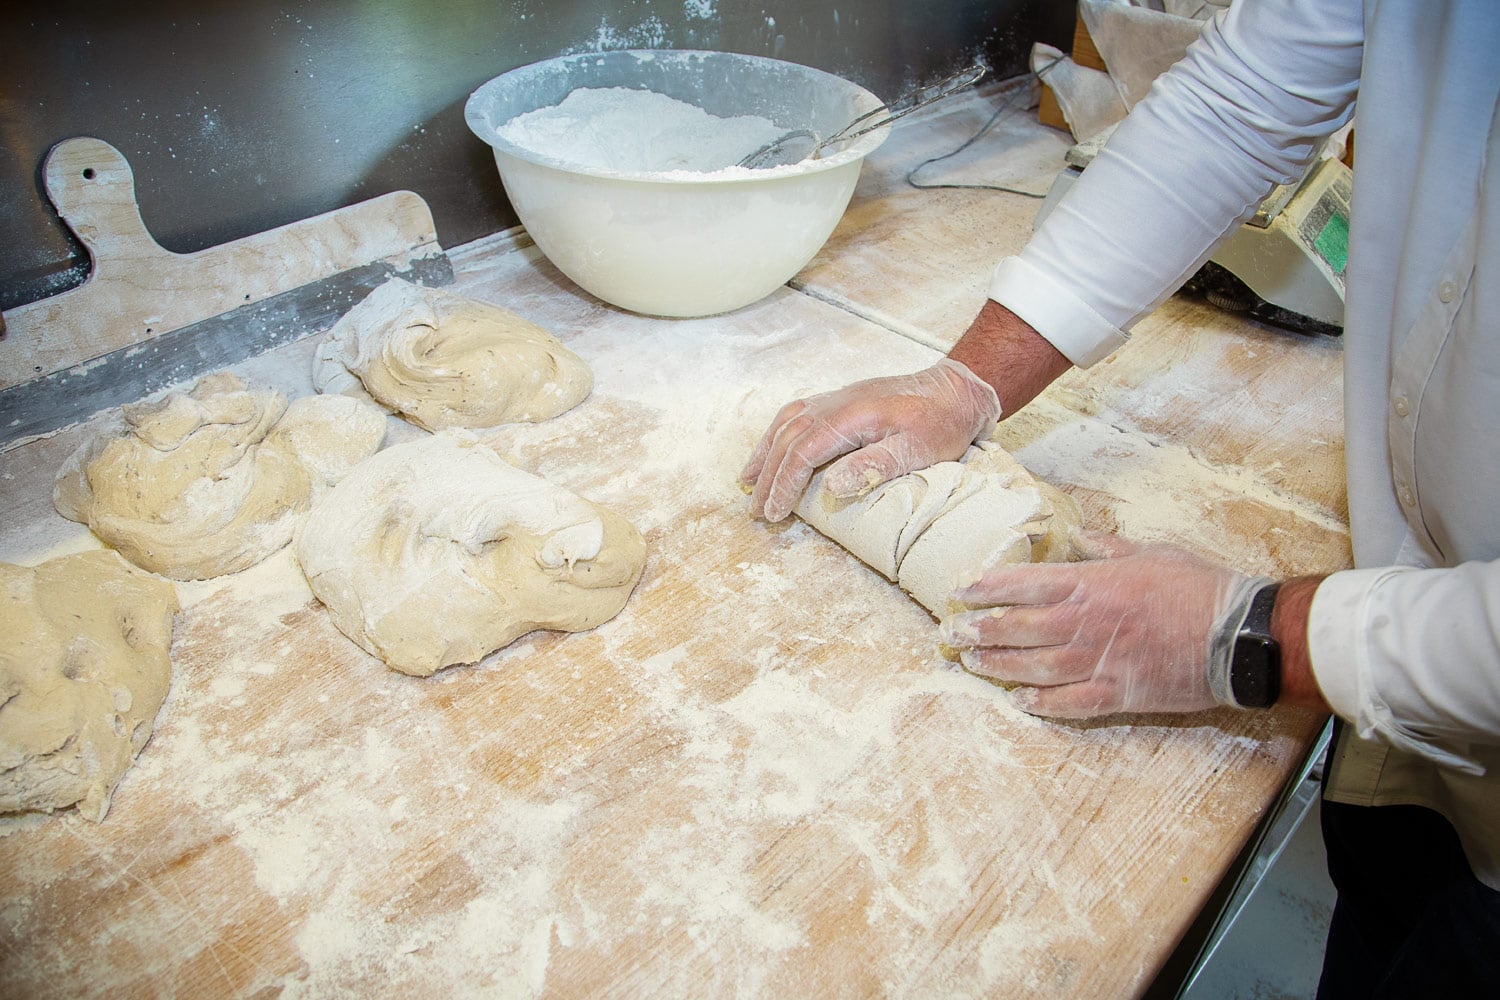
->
[1316, 746, 1500, 997]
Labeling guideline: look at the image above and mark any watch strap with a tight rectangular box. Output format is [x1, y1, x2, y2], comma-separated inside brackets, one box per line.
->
[1207, 576, 1273, 708]
[1229, 582, 1282, 708]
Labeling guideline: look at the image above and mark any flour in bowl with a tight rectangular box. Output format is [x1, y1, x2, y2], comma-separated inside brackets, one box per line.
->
[497, 87, 785, 173]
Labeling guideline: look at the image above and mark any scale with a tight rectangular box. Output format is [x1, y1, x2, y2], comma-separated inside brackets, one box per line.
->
[1037, 126, 1352, 336]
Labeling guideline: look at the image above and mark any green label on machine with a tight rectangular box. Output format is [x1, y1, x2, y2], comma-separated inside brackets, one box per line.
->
[1315, 211, 1349, 276]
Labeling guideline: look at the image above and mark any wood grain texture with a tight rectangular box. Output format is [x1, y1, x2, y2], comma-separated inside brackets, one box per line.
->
[0, 95, 1343, 998]
[0, 138, 443, 391]
[1, 239, 1330, 998]
[1071, 11, 1107, 72]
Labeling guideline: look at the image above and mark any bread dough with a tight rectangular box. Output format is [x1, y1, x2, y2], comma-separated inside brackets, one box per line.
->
[295, 432, 646, 677]
[795, 442, 1079, 614]
[0, 550, 178, 822]
[312, 278, 593, 431]
[54, 373, 387, 581]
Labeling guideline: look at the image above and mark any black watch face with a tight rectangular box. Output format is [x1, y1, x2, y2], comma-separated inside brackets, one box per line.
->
[1231, 637, 1280, 708]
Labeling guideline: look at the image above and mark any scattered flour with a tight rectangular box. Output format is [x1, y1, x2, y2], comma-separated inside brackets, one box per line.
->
[0, 215, 1320, 998]
[497, 87, 785, 174]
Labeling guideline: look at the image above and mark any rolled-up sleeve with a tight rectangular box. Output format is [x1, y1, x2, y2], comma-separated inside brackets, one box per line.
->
[993, 0, 1363, 365]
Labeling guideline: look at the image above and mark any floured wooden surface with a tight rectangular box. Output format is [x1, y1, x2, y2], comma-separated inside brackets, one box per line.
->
[796, 83, 1348, 521]
[2, 236, 1331, 997]
[793, 81, 1070, 348]
[2, 85, 1349, 994]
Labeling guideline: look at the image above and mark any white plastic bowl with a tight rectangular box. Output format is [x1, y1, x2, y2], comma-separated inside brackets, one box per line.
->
[464, 50, 888, 318]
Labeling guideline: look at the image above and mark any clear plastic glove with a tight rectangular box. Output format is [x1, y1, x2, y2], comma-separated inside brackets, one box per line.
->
[940, 532, 1264, 718]
[741, 358, 1002, 522]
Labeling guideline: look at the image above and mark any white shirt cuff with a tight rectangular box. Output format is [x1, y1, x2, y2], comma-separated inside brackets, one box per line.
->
[1306, 567, 1378, 723]
[988, 256, 1129, 368]
[1310, 566, 1486, 775]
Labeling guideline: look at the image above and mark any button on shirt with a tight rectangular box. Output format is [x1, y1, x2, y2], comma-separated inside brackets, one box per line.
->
[990, 0, 1500, 887]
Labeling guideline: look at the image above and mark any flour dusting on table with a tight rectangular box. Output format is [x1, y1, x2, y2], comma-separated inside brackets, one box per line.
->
[0, 212, 1322, 998]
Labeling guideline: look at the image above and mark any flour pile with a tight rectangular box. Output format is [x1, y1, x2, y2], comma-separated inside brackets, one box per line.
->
[497, 87, 785, 173]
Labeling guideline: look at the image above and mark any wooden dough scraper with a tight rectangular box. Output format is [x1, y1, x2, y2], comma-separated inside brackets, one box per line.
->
[0, 137, 454, 448]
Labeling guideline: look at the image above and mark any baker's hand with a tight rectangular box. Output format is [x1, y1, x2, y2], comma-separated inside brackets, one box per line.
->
[741, 358, 1001, 522]
[940, 533, 1263, 718]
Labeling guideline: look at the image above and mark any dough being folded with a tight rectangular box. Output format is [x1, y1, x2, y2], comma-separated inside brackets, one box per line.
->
[795, 442, 1078, 615]
[295, 432, 646, 677]
[0, 550, 178, 822]
[54, 374, 387, 581]
[312, 278, 592, 431]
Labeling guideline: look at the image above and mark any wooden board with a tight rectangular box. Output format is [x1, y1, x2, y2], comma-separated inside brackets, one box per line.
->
[0, 234, 1331, 997]
[0, 137, 446, 392]
[1039, 11, 1106, 131]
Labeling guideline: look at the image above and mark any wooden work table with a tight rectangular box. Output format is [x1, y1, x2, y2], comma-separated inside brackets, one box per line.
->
[0, 85, 1347, 997]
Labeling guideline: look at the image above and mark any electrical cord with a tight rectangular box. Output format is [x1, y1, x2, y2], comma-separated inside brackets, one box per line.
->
[905, 56, 1066, 199]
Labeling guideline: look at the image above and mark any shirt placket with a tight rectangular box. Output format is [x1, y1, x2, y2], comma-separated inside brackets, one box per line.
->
[1387, 216, 1478, 561]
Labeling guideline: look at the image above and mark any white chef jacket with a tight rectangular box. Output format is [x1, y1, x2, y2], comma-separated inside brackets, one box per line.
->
[990, 0, 1500, 888]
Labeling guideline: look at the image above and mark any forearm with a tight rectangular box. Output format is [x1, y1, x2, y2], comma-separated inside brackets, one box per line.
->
[1272, 575, 1329, 711]
[985, 1, 1362, 372]
[947, 300, 1072, 417]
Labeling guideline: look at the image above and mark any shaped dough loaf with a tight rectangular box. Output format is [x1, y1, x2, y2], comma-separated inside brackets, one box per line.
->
[295, 432, 646, 677]
[794, 442, 1078, 615]
[0, 550, 178, 822]
[54, 373, 387, 581]
[312, 278, 592, 430]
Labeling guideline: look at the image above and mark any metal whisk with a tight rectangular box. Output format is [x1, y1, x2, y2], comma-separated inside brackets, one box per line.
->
[737, 63, 988, 169]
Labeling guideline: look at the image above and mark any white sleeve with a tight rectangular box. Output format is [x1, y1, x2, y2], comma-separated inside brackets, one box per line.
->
[1310, 562, 1500, 775]
[994, 0, 1364, 366]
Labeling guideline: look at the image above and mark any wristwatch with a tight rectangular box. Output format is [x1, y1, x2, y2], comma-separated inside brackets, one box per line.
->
[1230, 582, 1282, 708]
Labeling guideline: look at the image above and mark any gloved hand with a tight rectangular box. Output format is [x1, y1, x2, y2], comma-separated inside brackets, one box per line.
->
[741, 358, 1002, 522]
[939, 532, 1265, 718]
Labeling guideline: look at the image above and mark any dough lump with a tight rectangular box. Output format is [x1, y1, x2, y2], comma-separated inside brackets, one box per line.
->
[795, 442, 1079, 615]
[54, 373, 387, 581]
[313, 278, 593, 431]
[0, 550, 178, 822]
[295, 432, 646, 677]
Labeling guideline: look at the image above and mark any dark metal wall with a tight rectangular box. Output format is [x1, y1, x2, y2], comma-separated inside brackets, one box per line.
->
[1, 0, 1070, 311]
